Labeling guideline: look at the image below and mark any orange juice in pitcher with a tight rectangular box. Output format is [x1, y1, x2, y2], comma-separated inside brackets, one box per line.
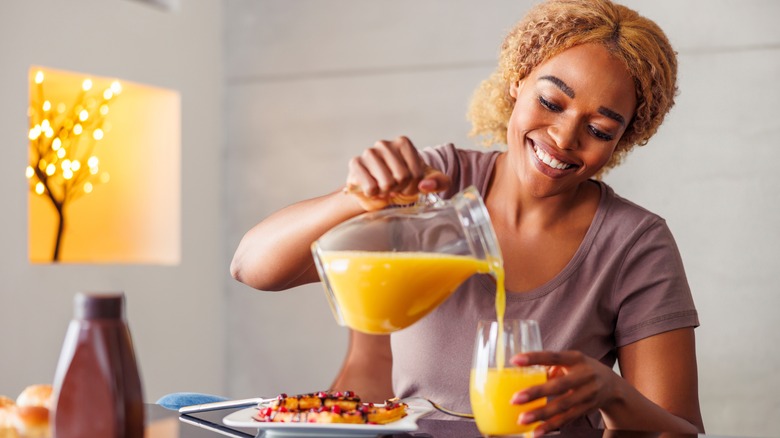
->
[312, 186, 502, 334]
[318, 251, 492, 333]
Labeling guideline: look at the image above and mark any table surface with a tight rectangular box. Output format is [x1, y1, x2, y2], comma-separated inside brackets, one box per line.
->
[145, 403, 711, 438]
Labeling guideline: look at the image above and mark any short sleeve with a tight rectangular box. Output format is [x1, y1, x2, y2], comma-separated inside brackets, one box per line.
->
[612, 219, 699, 347]
[419, 144, 500, 199]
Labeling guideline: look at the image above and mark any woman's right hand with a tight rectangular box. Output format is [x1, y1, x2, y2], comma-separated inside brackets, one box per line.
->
[345, 136, 451, 211]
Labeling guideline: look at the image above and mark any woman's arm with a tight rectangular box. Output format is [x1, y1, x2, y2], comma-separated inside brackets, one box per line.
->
[511, 327, 704, 435]
[329, 330, 394, 403]
[230, 137, 449, 291]
[604, 327, 704, 433]
[230, 189, 365, 291]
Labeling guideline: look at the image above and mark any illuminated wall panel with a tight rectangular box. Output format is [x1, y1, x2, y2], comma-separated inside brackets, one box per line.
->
[28, 66, 180, 264]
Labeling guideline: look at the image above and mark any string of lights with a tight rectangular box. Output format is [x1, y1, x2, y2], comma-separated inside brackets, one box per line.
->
[27, 70, 120, 261]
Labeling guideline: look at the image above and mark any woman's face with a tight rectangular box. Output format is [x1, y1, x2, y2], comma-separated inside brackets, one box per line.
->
[506, 43, 637, 198]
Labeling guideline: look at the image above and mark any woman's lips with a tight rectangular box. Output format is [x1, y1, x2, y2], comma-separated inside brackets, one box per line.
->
[533, 145, 573, 170]
[528, 139, 578, 175]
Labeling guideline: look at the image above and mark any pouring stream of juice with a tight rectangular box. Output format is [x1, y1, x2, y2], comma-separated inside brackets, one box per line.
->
[492, 262, 507, 369]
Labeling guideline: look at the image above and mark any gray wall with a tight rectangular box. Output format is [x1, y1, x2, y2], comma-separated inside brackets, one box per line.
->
[224, 1, 780, 437]
[0, 0, 225, 402]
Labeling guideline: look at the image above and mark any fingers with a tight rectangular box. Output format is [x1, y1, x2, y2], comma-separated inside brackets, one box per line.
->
[347, 137, 422, 195]
[511, 350, 585, 367]
[513, 377, 599, 437]
[523, 402, 593, 437]
[509, 351, 616, 435]
[419, 167, 451, 193]
[346, 136, 443, 209]
[511, 352, 597, 404]
[511, 367, 594, 407]
[519, 383, 600, 435]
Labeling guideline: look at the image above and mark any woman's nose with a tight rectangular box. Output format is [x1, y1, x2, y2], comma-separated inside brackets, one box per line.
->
[548, 118, 580, 150]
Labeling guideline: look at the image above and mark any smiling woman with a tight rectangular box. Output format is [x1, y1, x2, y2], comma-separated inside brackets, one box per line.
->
[503, 43, 637, 199]
[468, 0, 677, 173]
[230, 0, 703, 435]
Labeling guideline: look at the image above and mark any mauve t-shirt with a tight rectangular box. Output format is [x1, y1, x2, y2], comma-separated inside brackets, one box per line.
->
[391, 144, 699, 427]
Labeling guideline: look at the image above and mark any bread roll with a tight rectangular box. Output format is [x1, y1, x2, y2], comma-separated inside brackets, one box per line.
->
[0, 396, 19, 437]
[10, 385, 53, 438]
[13, 406, 50, 438]
[16, 385, 52, 410]
[0, 396, 16, 430]
[0, 424, 20, 438]
[0, 397, 13, 409]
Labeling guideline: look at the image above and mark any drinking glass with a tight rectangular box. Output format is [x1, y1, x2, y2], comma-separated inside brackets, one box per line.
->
[470, 319, 546, 437]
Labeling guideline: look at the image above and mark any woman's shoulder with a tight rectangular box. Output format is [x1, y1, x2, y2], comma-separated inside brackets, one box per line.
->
[420, 143, 502, 197]
[598, 181, 665, 225]
[595, 181, 674, 244]
[421, 142, 501, 162]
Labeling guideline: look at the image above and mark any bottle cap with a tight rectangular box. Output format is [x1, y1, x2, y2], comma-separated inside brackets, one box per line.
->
[74, 292, 125, 320]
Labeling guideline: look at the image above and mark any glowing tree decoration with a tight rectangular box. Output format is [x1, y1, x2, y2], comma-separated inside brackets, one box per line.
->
[27, 70, 121, 262]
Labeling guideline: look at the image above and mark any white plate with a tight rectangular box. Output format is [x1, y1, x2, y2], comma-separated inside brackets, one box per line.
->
[223, 397, 434, 437]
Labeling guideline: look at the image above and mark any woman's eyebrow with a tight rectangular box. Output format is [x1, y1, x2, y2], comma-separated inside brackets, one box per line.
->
[598, 106, 626, 126]
[540, 74, 626, 126]
[539, 75, 575, 98]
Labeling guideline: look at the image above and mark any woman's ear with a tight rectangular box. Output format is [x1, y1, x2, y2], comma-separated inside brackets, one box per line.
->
[509, 80, 524, 99]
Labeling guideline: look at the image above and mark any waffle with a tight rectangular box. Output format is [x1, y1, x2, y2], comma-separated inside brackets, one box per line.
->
[252, 391, 408, 425]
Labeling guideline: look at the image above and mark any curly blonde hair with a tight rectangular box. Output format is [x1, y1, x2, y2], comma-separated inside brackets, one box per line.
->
[468, 0, 678, 170]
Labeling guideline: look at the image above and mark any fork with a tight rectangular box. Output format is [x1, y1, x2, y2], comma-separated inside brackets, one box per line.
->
[403, 397, 475, 419]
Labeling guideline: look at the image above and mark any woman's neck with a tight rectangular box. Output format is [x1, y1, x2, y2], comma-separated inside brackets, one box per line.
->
[486, 153, 599, 232]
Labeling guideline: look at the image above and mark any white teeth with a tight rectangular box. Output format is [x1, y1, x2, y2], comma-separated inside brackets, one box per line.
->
[534, 146, 573, 170]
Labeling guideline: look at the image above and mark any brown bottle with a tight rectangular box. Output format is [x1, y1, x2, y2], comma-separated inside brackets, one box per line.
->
[52, 292, 144, 437]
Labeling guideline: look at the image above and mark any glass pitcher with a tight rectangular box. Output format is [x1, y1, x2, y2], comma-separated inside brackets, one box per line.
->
[311, 186, 502, 334]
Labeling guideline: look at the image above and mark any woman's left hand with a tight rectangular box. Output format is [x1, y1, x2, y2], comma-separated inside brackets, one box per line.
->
[509, 351, 619, 435]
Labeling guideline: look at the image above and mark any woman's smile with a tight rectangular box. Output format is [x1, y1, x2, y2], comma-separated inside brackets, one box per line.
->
[529, 138, 578, 175]
[505, 43, 637, 196]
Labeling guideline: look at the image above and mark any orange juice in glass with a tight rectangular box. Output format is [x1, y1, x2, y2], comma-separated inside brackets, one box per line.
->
[470, 319, 546, 437]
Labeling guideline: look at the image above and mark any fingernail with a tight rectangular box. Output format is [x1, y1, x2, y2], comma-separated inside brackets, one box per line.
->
[511, 393, 529, 404]
[419, 180, 436, 190]
[533, 427, 546, 437]
[511, 355, 529, 366]
[520, 412, 535, 424]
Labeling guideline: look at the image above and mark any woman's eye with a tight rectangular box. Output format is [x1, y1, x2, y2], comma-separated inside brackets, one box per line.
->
[538, 96, 562, 112]
[589, 126, 614, 141]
